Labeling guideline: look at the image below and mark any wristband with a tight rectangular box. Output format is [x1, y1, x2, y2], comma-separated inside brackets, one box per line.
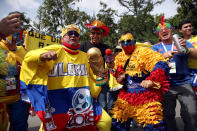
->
[186, 48, 191, 54]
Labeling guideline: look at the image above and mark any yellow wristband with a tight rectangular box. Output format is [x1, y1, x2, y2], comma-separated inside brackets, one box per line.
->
[186, 48, 191, 54]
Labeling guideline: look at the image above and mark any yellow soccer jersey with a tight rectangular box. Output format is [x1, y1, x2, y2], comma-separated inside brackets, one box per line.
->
[20, 45, 100, 98]
[188, 36, 197, 69]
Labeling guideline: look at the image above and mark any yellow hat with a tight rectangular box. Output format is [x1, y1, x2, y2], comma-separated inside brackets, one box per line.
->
[120, 33, 134, 41]
[62, 24, 80, 38]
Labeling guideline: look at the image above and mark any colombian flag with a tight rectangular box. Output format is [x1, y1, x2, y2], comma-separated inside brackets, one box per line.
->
[20, 45, 102, 131]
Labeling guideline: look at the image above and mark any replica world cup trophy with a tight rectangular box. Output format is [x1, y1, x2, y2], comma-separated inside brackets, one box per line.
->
[87, 47, 107, 86]
[44, 101, 56, 130]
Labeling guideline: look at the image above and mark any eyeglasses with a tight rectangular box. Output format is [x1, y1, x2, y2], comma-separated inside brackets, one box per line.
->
[159, 27, 170, 33]
[67, 31, 79, 37]
[91, 32, 102, 35]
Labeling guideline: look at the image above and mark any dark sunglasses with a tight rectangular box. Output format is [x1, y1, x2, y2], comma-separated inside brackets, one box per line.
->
[120, 39, 136, 46]
[67, 31, 79, 37]
[91, 32, 102, 35]
[120, 40, 133, 44]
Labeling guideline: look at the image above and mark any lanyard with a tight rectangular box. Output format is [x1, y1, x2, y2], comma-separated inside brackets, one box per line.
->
[161, 42, 174, 52]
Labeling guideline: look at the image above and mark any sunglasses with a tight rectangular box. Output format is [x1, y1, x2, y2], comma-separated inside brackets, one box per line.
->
[120, 39, 136, 47]
[91, 32, 102, 35]
[67, 31, 79, 37]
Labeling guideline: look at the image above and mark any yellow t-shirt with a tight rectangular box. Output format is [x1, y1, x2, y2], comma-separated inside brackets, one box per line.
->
[188, 36, 197, 69]
[108, 71, 122, 91]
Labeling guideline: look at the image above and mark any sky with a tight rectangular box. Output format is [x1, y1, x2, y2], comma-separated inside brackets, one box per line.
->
[0, 0, 179, 22]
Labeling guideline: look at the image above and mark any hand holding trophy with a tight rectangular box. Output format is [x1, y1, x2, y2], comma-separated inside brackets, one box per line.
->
[87, 47, 108, 86]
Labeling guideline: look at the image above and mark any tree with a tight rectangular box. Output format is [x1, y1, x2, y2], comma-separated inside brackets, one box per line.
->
[174, 0, 197, 34]
[33, 6, 45, 34]
[34, 0, 91, 38]
[117, 0, 164, 43]
[117, 0, 163, 16]
[96, 2, 119, 49]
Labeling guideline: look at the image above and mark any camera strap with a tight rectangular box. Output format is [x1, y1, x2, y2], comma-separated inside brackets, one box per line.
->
[123, 57, 131, 71]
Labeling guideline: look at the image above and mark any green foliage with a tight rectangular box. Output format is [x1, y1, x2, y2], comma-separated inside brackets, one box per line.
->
[33, 0, 91, 38]
[10, 12, 33, 31]
[174, 0, 197, 34]
[33, 6, 45, 34]
[166, 14, 180, 35]
[117, 0, 163, 16]
[96, 2, 119, 49]
[30, 0, 197, 47]
[117, 0, 164, 44]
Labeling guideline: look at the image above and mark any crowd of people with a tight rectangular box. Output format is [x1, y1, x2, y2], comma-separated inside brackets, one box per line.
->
[0, 12, 197, 131]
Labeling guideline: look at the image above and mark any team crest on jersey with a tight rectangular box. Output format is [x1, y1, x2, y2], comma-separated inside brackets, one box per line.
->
[67, 89, 94, 128]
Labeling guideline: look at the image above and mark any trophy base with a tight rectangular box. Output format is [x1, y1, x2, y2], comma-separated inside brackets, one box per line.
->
[96, 77, 107, 86]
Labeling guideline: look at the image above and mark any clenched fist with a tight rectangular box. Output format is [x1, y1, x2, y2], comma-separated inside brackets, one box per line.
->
[40, 50, 57, 61]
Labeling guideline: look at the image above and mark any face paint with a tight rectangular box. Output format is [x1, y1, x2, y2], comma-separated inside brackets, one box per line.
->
[120, 33, 136, 54]
[120, 40, 136, 46]
[122, 45, 135, 54]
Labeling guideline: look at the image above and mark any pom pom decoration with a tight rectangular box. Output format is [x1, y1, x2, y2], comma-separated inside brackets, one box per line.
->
[160, 15, 165, 26]
[105, 49, 112, 56]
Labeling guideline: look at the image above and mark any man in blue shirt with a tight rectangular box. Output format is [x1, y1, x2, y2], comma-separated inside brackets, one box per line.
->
[151, 21, 197, 131]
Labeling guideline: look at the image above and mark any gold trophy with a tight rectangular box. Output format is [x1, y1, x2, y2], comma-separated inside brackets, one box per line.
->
[87, 47, 107, 86]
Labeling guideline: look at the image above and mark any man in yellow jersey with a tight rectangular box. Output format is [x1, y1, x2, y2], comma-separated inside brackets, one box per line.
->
[20, 24, 111, 131]
[179, 20, 197, 95]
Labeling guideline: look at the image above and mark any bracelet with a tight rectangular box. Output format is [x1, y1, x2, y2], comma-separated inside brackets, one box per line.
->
[186, 48, 191, 54]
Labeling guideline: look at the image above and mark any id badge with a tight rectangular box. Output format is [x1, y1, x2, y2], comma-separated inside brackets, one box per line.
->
[5, 77, 16, 90]
[169, 61, 176, 74]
